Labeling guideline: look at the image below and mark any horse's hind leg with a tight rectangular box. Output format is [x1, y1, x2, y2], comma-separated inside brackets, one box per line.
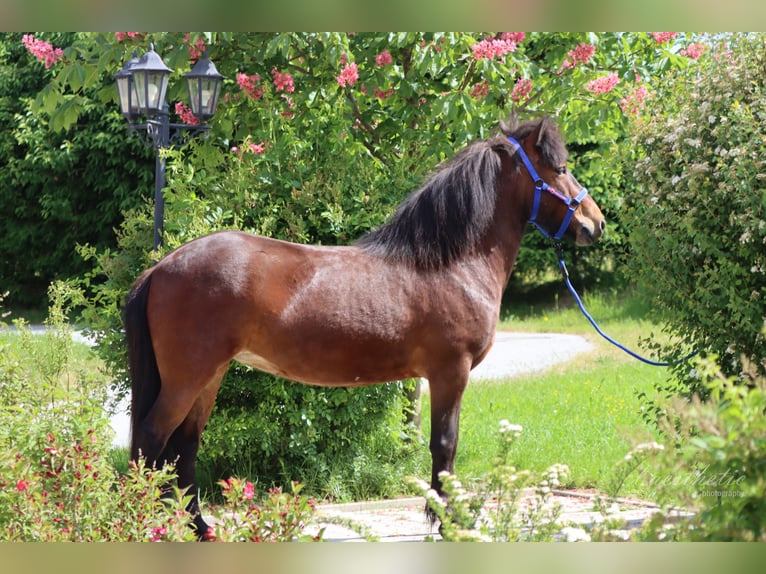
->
[133, 359, 228, 537]
[162, 371, 226, 540]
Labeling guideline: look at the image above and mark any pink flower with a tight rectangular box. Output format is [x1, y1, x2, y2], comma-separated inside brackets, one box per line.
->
[243, 481, 255, 500]
[470, 81, 489, 99]
[247, 141, 266, 155]
[620, 81, 649, 116]
[680, 43, 706, 60]
[471, 35, 518, 61]
[271, 68, 295, 93]
[174, 102, 199, 126]
[150, 526, 168, 542]
[502, 32, 526, 44]
[560, 42, 595, 71]
[337, 62, 359, 87]
[16, 480, 29, 492]
[374, 87, 394, 100]
[22, 34, 64, 69]
[219, 477, 234, 492]
[233, 140, 267, 160]
[510, 77, 533, 103]
[184, 33, 206, 61]
[115, 32, 142, 42]
[375, 50, 393, 66]
[586, 72, 620, 95]
[237, 72, 263, 100]
[651, 32, 678, 45]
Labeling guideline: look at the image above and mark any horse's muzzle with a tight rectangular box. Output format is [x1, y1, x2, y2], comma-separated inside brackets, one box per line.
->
[576, 218, 606, 246]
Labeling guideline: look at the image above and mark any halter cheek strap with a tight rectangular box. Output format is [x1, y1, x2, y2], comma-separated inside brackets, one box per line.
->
[506, 136, 589, 241]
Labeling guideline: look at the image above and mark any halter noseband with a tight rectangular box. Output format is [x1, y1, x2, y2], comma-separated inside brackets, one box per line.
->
[507, 136, 589, 241]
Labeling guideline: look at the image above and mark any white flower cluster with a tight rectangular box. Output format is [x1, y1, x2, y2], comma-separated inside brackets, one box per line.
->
[498, 419, 523, 436]
[624, 441, 664, 462]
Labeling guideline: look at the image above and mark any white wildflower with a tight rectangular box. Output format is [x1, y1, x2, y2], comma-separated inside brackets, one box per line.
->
[633, 442, 664, 453]
[498, 419, 523, 435]
[560, 527, 591, 542]
[689, 162, 709, 174]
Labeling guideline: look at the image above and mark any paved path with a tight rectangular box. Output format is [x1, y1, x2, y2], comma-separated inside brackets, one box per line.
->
[308, 491, 672, 542]
[469, 332, 592, 381]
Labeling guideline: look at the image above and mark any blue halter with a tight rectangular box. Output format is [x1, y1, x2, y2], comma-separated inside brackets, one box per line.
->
[506, 136, 589, 241]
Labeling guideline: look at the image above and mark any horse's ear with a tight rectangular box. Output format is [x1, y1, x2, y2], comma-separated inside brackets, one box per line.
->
[533, 117, 550, 147]
[521, 118, 547, 157]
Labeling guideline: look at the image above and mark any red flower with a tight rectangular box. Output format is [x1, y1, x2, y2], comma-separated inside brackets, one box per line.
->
[16, 480, 29, 492]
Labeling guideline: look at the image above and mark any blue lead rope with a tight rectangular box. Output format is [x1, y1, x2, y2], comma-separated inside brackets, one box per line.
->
[553, 242, 698, 367]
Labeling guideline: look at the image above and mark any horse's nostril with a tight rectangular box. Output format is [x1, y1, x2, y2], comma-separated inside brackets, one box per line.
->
[600, 219, 606, 232]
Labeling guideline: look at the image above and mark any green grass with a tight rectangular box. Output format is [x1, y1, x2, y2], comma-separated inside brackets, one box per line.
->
[420, 287, 671, 500]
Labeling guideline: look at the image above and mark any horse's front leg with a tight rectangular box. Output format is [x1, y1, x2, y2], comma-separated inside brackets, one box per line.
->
[427, 368, 470, 507]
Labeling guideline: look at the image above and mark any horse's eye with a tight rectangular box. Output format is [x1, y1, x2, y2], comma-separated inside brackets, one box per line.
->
[555, 166, 567, 175]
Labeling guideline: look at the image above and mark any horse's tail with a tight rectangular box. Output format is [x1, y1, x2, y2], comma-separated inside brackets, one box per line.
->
[124, 269, 160, 462]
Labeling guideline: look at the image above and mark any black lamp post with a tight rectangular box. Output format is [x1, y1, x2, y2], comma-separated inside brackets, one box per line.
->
[115, 43, 223, 249]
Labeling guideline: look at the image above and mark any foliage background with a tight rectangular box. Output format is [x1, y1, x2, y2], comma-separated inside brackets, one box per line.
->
[622, 33, 766, 409]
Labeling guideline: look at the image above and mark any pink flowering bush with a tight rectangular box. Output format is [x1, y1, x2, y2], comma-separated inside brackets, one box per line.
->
[210, 479, 320, 542]
[620, 80, 649, 116]
[115, 32, 143, 42]
[22, 34, 64, 68]
[185, 33, 206, 61]
[470, 80, 489, 99]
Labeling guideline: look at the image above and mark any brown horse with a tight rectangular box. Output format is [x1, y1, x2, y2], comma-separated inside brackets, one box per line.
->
[124, 117, 605, 538]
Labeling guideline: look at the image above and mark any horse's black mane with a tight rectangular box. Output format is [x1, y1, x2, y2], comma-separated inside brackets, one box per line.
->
[357, 117, 568, 270]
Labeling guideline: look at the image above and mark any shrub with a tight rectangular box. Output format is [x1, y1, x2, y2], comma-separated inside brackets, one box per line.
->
[623, 34, 766, 396]
[198, 367, 426, 501]
[0, 289, 195, 541]
[633, 357, 766, 541]
[0, 292, 326, 541]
